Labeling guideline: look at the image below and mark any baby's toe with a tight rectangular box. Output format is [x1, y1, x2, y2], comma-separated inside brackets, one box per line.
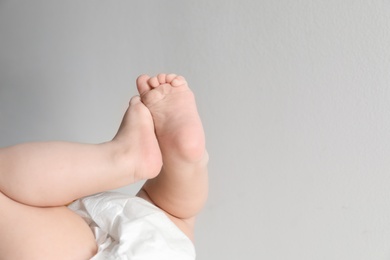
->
[157, 74, 167, 84]
[171, 76, 187, 87]
[166, 73, 177, 83]
[136, 75, 152, 95]
[148, 76, 160, 88]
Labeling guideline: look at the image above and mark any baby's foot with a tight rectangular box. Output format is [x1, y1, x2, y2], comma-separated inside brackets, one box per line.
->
[112, 96, 162, 181]
[136, 74, 205, 162]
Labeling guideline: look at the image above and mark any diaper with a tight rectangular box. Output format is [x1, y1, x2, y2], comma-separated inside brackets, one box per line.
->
[68, 191, 196, 260]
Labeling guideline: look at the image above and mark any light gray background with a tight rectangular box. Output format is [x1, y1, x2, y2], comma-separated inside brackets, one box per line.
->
[1, 1, 390, 259]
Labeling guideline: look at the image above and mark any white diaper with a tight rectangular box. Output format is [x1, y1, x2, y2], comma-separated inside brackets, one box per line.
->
[68, 192, 196, 260]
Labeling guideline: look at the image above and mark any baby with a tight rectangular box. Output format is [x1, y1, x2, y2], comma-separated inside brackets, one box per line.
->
[0, 74, 208, 259]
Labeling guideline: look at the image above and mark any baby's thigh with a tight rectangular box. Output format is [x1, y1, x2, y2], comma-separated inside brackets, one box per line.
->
[0, 191, 97, 260]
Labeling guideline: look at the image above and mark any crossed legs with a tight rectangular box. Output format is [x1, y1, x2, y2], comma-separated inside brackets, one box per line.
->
[0, 94, 161, 259]
[0, 74, 208, 259]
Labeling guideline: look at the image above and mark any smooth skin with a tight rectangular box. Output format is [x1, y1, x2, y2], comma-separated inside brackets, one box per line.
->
[0, 74, 208, 259]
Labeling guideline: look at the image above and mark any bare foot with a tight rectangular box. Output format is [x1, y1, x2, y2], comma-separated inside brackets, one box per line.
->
[112, 96, 162, 181]
[136, 73, 205, 162]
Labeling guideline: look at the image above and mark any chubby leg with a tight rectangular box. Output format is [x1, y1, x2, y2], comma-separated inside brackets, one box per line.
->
[0, 96, 162, 207]
[136, 74, 209, 225]
[0, 191, 97, 260]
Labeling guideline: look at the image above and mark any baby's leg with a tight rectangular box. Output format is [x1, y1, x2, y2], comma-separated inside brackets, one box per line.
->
[0, 191, 97, 260]
[0, 96, 162, 207]
[136, 74, 208, 222]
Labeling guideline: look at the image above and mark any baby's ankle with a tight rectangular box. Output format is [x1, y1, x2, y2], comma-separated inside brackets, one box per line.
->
[105, 141, 135, 173]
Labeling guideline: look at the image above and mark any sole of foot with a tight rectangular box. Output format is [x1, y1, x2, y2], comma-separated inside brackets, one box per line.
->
[136, 73, 205, 162]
